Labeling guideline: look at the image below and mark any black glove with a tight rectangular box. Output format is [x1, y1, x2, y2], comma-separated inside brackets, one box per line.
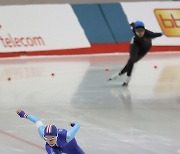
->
[130, 22, 135, 27]
[16, 110, 28, 118]
[70, 123, 75, 127]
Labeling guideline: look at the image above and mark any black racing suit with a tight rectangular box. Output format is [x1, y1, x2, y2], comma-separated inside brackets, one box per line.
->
[120, 29, 162, 76]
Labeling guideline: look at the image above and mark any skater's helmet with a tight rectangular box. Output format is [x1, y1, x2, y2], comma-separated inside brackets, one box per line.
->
[134, 21, 145, 29]
[44, 124, 58, 137]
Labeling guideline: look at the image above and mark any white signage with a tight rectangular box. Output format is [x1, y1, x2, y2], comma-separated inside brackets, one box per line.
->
[0, 4, 90, 53]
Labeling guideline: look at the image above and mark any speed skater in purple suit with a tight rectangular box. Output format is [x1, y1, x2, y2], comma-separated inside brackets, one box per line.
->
[108, 21, 163, 86]
[16, 110, 85, 154]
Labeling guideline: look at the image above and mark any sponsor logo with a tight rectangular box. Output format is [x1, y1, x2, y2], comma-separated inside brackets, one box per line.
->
[154, 9, 180, 37]
[0, 24, 46, 48]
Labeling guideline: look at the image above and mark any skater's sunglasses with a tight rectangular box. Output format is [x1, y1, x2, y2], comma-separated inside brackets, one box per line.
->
[44, 136, 57, 141]
[135, 28, 145, 33]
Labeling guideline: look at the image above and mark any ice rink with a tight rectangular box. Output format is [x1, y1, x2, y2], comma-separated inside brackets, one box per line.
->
[0, 52, 180, 154]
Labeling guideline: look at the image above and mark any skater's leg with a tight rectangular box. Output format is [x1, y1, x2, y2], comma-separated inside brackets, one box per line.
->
[120, 43, 139, 75]
[108, 43, 139, 81]
[119, 63, 128, 75]
[109, 59, 133, 81]
[120, 59, 133, 75]
[121, 43, 139, 85]
[122, 61, 134, 86]
[126, 61, 134, 77]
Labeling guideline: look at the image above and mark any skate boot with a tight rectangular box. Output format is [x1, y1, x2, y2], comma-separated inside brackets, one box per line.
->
[122, 76, 131, 86]
[108, 72, 120, 81]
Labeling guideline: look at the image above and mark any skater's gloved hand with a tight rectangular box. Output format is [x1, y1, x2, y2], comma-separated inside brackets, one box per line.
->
[70, 123, 75, 127]
[130, 22, 135, 27]
[16, 110, 28, 118]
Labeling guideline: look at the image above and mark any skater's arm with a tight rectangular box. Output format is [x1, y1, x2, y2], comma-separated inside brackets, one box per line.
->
[66, 123, 80, 143]
[27, 114, 46, 139]
[27, 114, 40, 123]
[130, 22, 136, 29]
[146, 30, 163, 39]
[130, 22, 136, 34]
[16, 110, 40, 123]
[16, 110, 45, 139]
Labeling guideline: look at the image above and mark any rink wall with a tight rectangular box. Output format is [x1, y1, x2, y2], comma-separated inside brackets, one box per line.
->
[0, 2, 180, 57]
